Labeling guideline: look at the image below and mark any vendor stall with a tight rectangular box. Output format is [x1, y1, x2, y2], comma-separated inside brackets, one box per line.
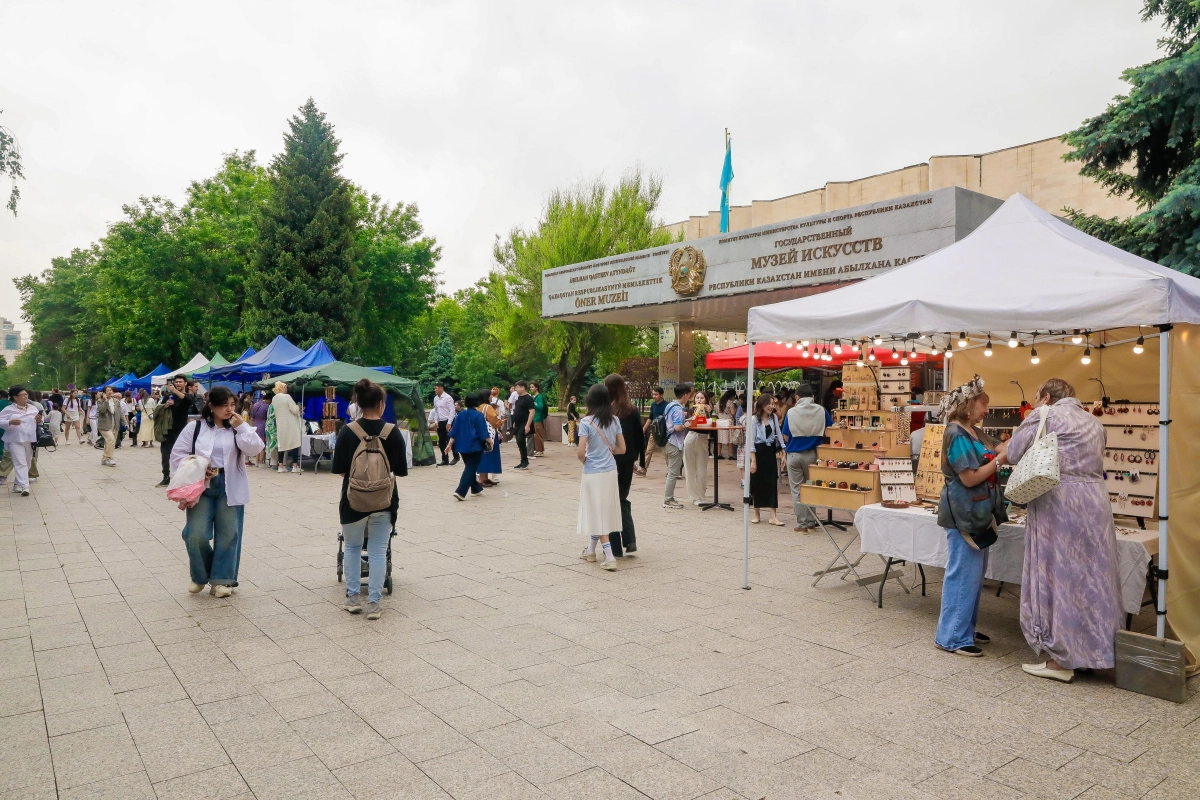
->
[744, 193, 1200, 663]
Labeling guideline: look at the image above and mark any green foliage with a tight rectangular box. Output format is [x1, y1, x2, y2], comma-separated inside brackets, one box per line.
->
[417, 319, 456, 398]
[1062, 1, 1200, 274]
[693, 331, 712, 386]
[0, 110, 22, 215]
[244, 99, 362, 355]
[491, 169, 673, 403]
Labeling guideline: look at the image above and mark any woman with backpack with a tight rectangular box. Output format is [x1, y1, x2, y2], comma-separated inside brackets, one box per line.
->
[171, 386, 265, 597]
[576, 383, 626, 571]
[332, 378, 407, 619]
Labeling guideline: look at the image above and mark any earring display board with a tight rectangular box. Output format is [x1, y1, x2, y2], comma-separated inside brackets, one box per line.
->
[878, 456, 917, 503]
[914, 423, 946, 500]
[1082, 401, 1161, 520]
[840, 364, 879, 411]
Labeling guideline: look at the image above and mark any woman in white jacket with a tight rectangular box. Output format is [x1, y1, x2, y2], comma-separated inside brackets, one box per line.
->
[270, 381, 303, 473]
[171, 386, 264, 597]
[0, 386, 41, 496]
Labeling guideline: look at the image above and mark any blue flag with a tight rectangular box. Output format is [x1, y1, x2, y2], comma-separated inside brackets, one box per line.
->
[719, 135, 734, 233]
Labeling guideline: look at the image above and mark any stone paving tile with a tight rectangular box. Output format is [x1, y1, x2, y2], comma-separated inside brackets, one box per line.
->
[1, 442, 1197, 798]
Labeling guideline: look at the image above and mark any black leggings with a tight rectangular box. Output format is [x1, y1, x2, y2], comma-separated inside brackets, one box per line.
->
[610, 458, 636, 556]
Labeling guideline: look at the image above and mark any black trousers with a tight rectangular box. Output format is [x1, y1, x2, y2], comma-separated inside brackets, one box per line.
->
[610, 458, 636, 557]
[160, 432, 179, 481]
[436, 421, 450, 463]
[515, 426, 530, 466]
[455, 451, 483, 496]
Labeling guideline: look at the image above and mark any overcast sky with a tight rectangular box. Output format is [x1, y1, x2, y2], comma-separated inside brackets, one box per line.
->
[0, 1, 1163, 337]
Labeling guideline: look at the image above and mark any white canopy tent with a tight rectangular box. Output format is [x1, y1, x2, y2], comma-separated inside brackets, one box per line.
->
[151, 353, 208, 387]
[742, 194, 1200, 642]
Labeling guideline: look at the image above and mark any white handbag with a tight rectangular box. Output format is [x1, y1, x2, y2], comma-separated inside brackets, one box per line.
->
[1004, 404, 1060, 504]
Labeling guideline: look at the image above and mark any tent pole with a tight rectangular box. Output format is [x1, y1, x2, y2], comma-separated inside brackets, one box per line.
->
[743, 341, 755, 590]
[1157, 325, 1172, 638]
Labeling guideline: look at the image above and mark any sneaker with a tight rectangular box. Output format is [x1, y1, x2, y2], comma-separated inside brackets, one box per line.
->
[155, 480, 169, 488]
[19, 486, 29, 497]
[941, 644, 983, 657]
[580, 548, 597, 562]
[188, 581, 205, 594]
[625, 544, 637, 553]
[600, 560, 616, 571]
[0, 477, 6, 486]
[663, 498, 684, 509]
[365, 602, 382, 620]
[343, 594, 363, 613]
[104, 459, 117, 467]
[210, 585, 233, 598]
[277, 466, 287, 473]
[974, 632, 991, 643]
[452, 492, 465, 501]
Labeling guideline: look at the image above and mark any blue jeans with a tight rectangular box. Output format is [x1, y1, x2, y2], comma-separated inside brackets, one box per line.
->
[935, 527, 988, 650]
[342, 512, 390, 603]
[181, 472, 244, 586]
[455, 450, 483, 497]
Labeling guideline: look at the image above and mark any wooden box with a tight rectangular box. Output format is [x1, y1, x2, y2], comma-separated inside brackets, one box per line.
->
[799, 483, 878, 512]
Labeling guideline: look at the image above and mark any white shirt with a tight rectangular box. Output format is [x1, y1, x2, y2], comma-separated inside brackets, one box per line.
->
[170, 420, 264, 507]
[431, 392, 455, 422]
[0, 403, 39, 444]
[508, 391, 518, 408]
[347, 403, 362, 421]
[491, 396, 506, 419]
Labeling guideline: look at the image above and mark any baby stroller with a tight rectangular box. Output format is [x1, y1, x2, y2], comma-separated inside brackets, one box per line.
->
[336, 523, 396, 595]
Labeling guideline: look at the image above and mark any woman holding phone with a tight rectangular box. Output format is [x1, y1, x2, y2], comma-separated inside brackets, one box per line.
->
[171, 386, 265, 597]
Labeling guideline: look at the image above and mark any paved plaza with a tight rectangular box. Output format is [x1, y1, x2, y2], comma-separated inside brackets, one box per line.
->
[1, 437, 1198, 800]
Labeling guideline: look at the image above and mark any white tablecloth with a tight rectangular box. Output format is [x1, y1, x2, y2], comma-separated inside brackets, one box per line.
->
[301, 429, 413, 470]
[854, 503, 1151, 614]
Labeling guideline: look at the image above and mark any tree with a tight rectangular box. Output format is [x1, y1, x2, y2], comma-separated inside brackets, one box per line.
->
[244, 99, 362, 354]
[492, 169, 674, 403]
[1062, 0, 1200, 274]
[417, 319, 456, 399]
[0, 110, 22, 215]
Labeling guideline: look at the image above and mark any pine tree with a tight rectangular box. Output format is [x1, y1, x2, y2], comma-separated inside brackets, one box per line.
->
[245, 99, 362, 353]
[418, 319, 456, 399]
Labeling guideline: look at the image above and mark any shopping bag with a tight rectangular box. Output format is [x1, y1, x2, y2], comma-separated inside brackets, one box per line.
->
[1004, 404, 1059, 504]
[167, 454, 210, 509]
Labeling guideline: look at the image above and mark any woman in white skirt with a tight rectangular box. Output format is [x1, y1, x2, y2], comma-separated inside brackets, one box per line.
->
[683, 390, 712, 505]
[576, 383, 626, 571]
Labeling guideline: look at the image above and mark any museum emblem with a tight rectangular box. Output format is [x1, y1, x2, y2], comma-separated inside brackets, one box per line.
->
[669, 246, 706, 295]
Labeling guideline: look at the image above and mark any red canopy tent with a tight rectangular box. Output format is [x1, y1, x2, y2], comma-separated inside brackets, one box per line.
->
[705, 341, 944, 371]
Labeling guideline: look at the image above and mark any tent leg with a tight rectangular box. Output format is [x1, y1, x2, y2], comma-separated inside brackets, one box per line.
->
[1157, 326, 1171, 639]
[743, 342, 755, 591]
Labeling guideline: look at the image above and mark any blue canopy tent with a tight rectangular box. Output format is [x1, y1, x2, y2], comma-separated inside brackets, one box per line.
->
[131, 363, 171, 392]
[233, 347, 256, 362]
[105, 372, 139, 392]
[195, 336, 306, 384]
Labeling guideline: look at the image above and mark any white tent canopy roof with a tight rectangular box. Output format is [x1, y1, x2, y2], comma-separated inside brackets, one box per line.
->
[747, 194, 1200, 342]
[151, 352, 208, 386]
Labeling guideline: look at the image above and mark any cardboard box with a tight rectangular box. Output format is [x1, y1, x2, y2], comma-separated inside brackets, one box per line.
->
[1114, 630, 1188, 703]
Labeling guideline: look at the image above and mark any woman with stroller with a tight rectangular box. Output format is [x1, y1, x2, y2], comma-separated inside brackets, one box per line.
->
[171, 386, 264, 597]
[333, 378, 408, 620]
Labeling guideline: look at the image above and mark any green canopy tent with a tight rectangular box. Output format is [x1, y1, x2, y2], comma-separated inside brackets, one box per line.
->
[253, 361, 435, 466]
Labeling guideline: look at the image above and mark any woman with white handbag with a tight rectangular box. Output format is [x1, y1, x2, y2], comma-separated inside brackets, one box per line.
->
[1006, 378, 1121, 683]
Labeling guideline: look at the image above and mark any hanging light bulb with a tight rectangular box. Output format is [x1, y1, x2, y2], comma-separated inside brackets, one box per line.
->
[1008, 331, 1018, 348]
[856, 352, 865, 367]
[1071, 329, 1083, 345]
[945, 347, 953, 359]
[785, 341, 794, 348]
[891, 344, 899, 359]
[1030, 347, 1040, 365]
[867, 348, 876, 362]
[851, 341, 860, 352]
[874, 335, 883, 345]
[930, 341, 939, 356]
[801, 345, 809, 358]
[1134, 335, 1145, 354]
[802, 340, 809, 347]
[957, 332, 968, 348]
[1081, 346, 1092, 365]
[900, 355, 909, 366]
[776, 341, 783, 345]
[909, 343, 918, 359]
[833, 339, 842, 355]
[984, 338, 993, 357]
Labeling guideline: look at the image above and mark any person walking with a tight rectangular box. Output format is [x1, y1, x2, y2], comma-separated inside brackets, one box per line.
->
[172, 386, 264, 597]
[530, 381, 548, 455]
[135, 389, 155, 447]
[46, 396, 63, 446]
[749, 393, 785, 525]
[431, 382, 457, 466]
[0, 387, 40, 496]
[565, 396, 579, 446]
[510, 381, 535, 469]
[271, 382, 303, 473]
[476, 393, 503, 487]
[96, 386, 122, 467]
[783, 385, 831, 532]
[158, 376, 193, 487]
[576, 383, 626, 571]
[641, 386, 666, 472]
[604, 374, 643, 556]
[446, 392, 490, 500]
[934, 376, 1007, 657]
[1006, 378, 1121, 682]
[662, 383, 691, 509]
[88, 391, 100, 446]
[333, 378, 407, 620]
[251, 391, 270, 467]
[683, 390, 712, 506]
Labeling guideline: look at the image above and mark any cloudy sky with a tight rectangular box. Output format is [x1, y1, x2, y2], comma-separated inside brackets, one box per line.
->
[0, 1, 1162, 336]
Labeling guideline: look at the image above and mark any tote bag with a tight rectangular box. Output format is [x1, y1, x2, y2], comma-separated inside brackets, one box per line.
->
[1004, 404, 1059, 504]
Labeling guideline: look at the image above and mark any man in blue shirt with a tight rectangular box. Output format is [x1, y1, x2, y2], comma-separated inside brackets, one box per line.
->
[782, 384, 832, 531]
[641, 386, 667, 472]
[662, 383, 692, 509]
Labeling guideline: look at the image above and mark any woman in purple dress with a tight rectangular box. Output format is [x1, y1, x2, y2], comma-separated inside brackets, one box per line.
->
[251, 392, 271, 468]
[1006, 378, 1121, 682]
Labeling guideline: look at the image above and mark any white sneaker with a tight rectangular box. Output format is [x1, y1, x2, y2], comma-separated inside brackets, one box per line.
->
[277, 466, 287, 473]
[600, 560, 616, 571]
[210, 585, 232, 598]
[580, 548, 597, 562]
[188, 582, 205, 594]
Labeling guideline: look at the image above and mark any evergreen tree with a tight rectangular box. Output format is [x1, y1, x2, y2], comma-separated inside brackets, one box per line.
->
[245, 99, 362, 353]
[1063, 1, 1200, 274]
[418, 319, 456, 399]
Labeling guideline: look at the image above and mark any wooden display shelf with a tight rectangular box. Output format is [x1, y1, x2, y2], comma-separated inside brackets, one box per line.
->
[832, 409, 900, 431]
[808, 465, 878, 487]
[818, 442, 911, 460]
[799, 483, 879, 511]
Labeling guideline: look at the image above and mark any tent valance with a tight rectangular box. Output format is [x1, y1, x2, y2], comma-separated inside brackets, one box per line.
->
[706, 342, 942, 371]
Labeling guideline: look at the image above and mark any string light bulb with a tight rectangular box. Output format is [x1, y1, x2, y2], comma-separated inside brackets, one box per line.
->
[1072, 329, 1083, 344]
[874, 335, 883, 345]
[1081, 346, 1092, 365]
[1030, 347, 1040, 365]
[984, 338, 993, 357]
[945, 347, 953, 359]
[801, 346, 809, 358]
[856, 353, 864, 367]
[1134, 335, 1145, 355]
[900, 355, 909, 366]
[957, 332, 968, 348]
[930, 341, 939, 356]
[867, 348, 876, 362]
[775, 341, 783, 345]
[851, 342, 860, 352]
[802, 340, 809, 347]
[785, 342, 794, 348]
[833, 339, 842, 355]
[1008, 331, 1018, 348]
[909, 343, 918, 359]
[891, 345, 899, 359]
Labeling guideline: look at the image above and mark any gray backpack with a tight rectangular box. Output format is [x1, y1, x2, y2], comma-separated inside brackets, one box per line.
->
[345, 421, 396, 512]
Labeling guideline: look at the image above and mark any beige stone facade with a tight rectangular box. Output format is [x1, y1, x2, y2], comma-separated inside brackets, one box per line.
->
[668, 136, 1137, 241]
